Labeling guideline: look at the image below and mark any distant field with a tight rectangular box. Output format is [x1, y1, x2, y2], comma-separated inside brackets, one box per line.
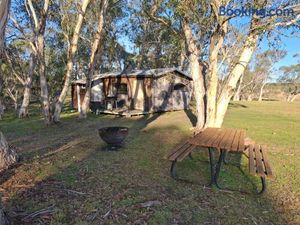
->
[0, 101, 299, 224]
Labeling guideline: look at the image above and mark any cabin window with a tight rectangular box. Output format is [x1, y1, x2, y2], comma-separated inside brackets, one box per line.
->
[174, 83, 187, 91]
[114, 83, 128, 95]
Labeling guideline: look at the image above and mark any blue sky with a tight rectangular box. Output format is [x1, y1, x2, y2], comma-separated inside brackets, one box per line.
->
[260, 31, 300, 80]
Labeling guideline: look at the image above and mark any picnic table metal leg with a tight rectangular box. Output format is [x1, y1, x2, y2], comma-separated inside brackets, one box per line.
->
[170, 161, 177, 179]
[188, 153, 193, 160]
[207, 147, 215, 186]
[214, 149, 226, 189]
[223, 151, 229, 164]
[257, 177, 266, 195]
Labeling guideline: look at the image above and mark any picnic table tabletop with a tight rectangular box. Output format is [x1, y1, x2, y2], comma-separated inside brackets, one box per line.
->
[188, 127, 246, 152]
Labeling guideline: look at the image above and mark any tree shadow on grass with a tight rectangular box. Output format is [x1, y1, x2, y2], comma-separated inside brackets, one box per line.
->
[229, 102, 248, 108]
[184, 109, 197, 127]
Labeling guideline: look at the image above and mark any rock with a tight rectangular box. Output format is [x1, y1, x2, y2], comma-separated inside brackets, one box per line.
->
[140, 200, 161, 208]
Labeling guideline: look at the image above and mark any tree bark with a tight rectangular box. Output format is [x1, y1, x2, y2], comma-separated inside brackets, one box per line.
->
[290, 94, 300, 102]
[233, 74, 244, 101]
[0, 0, 11, 120]
[182, 18, 206, 129]
[214, 19, 259, 128]
[19, 54, 35, 118]
[0, 199, 10, 225]
[258, 82, 266, 101]
[0, 0, 10, 51]
[206, 23, 227, 127]
[80, 0, 108, 118]
[53, 0, 91, 122]
[0, 77, 4, 120]
[0, 131, 19, 172]
[27, 0, 51, 124]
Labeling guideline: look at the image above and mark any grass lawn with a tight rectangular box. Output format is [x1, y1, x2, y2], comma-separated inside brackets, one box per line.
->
[0, 101, 299, 225]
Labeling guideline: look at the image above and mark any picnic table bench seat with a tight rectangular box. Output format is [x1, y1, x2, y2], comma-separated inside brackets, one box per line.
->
[247, 144, 273, 178]
[164, 140, 196, 162]
[164, 129, 273, 195]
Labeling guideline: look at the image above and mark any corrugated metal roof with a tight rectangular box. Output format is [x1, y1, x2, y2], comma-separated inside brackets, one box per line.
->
[72, 68, 192, 84]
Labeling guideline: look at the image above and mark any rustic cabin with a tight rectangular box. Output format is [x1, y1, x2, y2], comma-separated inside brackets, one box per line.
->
[71, 68, 193, 116]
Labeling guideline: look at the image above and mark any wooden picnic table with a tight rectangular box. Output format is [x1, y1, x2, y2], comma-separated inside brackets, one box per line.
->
[188, 127, 246, 152]
[165, 127, 273, 194]
[187, 127, 247, 189]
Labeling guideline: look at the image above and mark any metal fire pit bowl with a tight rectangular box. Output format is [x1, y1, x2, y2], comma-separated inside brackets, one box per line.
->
[98, 126, 129, 151]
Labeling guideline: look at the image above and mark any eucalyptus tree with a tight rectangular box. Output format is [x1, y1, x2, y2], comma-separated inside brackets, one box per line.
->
[52, 0, 91, 123]
[0, 1, 19, 223]
[128, 2, 187, 69]
[79, 0, 108, 118]
[24, 0, 51, 124]
[0, 0, 11, 120]
[279, 55, 300, 102]
[148, 0, 300, 128]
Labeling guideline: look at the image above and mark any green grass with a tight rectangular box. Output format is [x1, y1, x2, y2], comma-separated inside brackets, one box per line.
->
[0, 101, 299, 224]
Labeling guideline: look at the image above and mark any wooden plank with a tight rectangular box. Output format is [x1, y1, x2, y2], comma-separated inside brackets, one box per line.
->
[197, 128, 217, 146]
[231, 130, 241, 151]
[254, 144, 265, 176]
[205, 128, 222, 147]
[260, 146, 273, 178]
[188, 130, 208, 145]
[218, 128, 233, 149]
[177, 144, 197, 162]
[224, 129, 237, 152]
[237, 130, 246, 152]
[165, 141, 191, 160]
[248, 145, 256, 175]
[211, 128, 228, 148]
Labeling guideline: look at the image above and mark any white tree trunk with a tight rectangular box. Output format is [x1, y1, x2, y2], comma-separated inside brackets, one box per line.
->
[80, 0, 108, 118]
[233, 74, 244, 101]
[290, 93, 300, 102]
[0, 0, 10, 52]
[37, 34, 51, 125]
[182, 19, 206, 129]
[0, 78, 4, 120]
[0, 131, 19, 172]
[53, 0, 91, 122]
[206, 15, 228, 127]
[0, 0, 11, 120]
[19, 54, 35, 118]
[214, 23, 259, 128]
[27, 0, 51, 124]
[258, 82, 266, 101]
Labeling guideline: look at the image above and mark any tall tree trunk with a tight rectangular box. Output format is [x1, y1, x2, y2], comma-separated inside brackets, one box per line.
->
[182, 18, 206, 129]
[233, 74, 244, 101]
[247, 94, 253, 101]
[19, 54, 35, 118]
[37, 16, 51, 125]
[0, 2, 17, 223]
[27, 0, 50, 124]
[290, 93, 300, 102]
[0, 131, 19, 171]
[214, 20, 259, 128]
[0, 199, 10, 225]
[80, 0, 108, 118]
[206, 23, 227, 127]
[53, 0, 91, 123]
[258, 82, 266, 101]
[0, 77, 4, 120]
[0, 0, 11, 121]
